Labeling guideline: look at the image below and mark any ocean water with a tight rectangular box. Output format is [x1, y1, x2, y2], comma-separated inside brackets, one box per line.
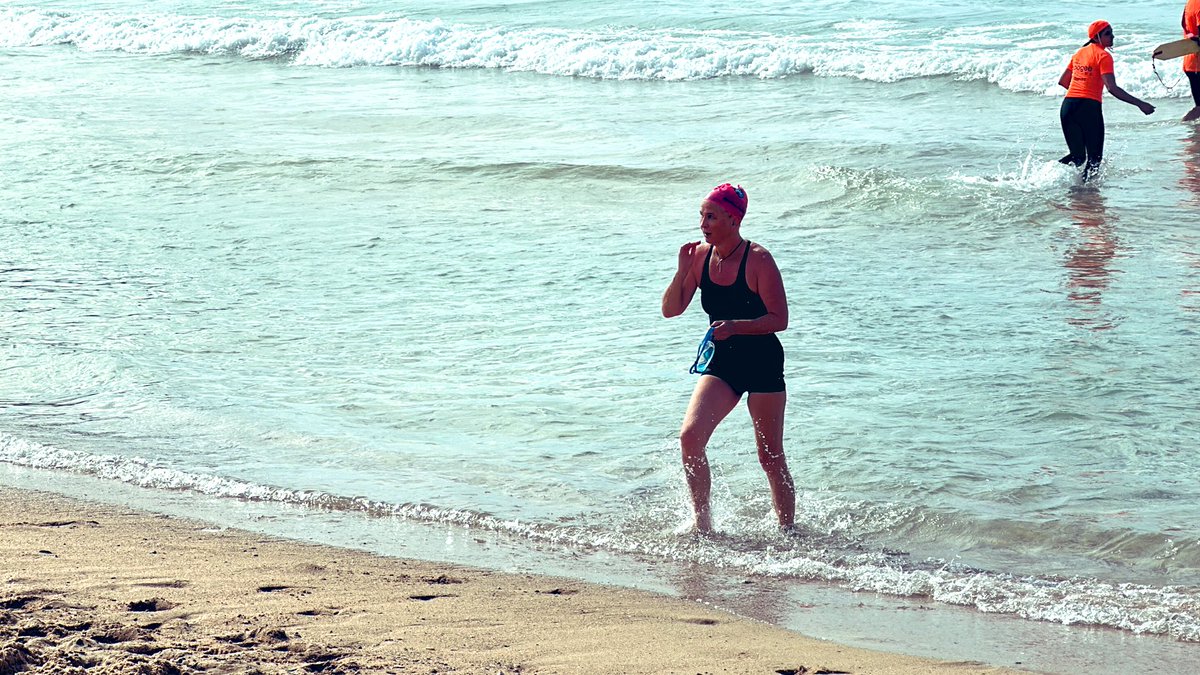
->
[4, 0, 1200, 670]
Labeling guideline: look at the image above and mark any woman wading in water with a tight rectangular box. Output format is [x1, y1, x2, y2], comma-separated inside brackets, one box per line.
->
[661, 183, 795, 533]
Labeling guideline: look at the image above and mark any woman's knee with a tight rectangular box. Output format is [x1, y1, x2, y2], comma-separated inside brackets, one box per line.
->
[756, 443, 788, 470]
[680, 435, 709, 476]
[679, 423, 710, 455]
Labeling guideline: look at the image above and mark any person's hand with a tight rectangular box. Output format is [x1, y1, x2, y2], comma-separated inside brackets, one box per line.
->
[1139, 101, 1156, 115]
[677, 241, 701, 272]
[709, 320, 736, 340]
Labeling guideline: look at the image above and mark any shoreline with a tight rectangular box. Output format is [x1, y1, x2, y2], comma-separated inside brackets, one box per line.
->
[0, 486, 1028, 674]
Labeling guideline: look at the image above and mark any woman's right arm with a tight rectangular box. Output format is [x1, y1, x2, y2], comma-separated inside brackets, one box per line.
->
[662, 242, 701, 318]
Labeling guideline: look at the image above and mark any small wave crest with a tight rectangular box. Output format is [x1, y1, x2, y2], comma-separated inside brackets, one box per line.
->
[426, 160, 690, 183]
[809, 165, 943, 212]
[0, 7, 1183, 96]
[0, 8, 818, 78]
[2, 433, 1199, 641]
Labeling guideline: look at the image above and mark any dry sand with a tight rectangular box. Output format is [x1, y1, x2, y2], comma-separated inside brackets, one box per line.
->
[0, 487, 1032, 674]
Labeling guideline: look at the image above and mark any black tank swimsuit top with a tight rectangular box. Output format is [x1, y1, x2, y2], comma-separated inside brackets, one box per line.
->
[697, 241, 785, 392]
[700, 241, 767, 322]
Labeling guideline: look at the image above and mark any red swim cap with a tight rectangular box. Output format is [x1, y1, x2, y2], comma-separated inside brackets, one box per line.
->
[705, 183, 748, 221]
[1088, 20, 1111, 40]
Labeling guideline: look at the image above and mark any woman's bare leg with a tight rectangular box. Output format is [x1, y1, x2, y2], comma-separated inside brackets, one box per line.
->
[678, 375, 740, 532]
[747, 391, 794, 529]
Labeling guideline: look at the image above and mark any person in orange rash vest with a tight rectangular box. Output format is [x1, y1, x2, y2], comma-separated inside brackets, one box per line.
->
[1181, 0, 1200, 121]
[1058, 20, 1155, 180]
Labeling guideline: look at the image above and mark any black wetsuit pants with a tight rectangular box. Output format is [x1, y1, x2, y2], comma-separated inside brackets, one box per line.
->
[1059, 97, 1104, 179]
[1188, 71, 1200, 107]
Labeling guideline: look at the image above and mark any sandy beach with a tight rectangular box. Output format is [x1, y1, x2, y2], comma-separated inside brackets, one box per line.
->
[0, 487, 1032, 675]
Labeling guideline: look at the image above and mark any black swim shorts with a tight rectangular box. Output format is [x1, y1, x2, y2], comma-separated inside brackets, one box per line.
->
[704, 334, 785, 396]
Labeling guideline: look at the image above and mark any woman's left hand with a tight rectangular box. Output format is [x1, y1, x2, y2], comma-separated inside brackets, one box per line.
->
[709, 320, 737, 340]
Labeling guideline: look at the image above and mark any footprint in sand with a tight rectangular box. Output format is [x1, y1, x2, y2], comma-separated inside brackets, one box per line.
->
[127, 598, 176, 612]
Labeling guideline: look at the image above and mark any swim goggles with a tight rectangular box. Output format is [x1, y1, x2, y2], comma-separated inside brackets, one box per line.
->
[689, 327, 716, 375]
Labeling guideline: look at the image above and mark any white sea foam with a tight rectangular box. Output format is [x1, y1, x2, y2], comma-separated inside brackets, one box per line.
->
[0, 7, 1185, 97]
[3, 433, 1198, 642]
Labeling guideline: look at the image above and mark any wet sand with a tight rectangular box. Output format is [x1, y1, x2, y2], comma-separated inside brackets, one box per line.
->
[0, 487, 1031, 674]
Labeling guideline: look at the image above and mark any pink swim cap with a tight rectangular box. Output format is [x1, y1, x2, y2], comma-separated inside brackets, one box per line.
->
[705, 183, 748, 221]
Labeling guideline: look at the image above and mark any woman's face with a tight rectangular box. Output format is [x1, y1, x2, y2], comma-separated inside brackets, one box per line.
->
[699, 199, 738, 243]
[1099, 27, 1114, 48]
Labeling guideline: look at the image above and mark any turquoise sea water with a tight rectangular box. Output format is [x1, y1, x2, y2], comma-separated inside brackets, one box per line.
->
[4, 1, 1200, 670]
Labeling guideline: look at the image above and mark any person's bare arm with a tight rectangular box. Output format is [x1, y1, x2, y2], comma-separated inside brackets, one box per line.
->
[1103, 73, 1155, 114]
[662, 242, 702, 318]
[1059, 65, 1073, 90]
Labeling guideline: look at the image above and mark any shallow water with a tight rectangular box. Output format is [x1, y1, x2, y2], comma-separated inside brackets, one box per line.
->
[4, 0, 1200, 667]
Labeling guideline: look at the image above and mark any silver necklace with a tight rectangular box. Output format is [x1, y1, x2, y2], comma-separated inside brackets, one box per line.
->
[714, 239, 745, 269]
